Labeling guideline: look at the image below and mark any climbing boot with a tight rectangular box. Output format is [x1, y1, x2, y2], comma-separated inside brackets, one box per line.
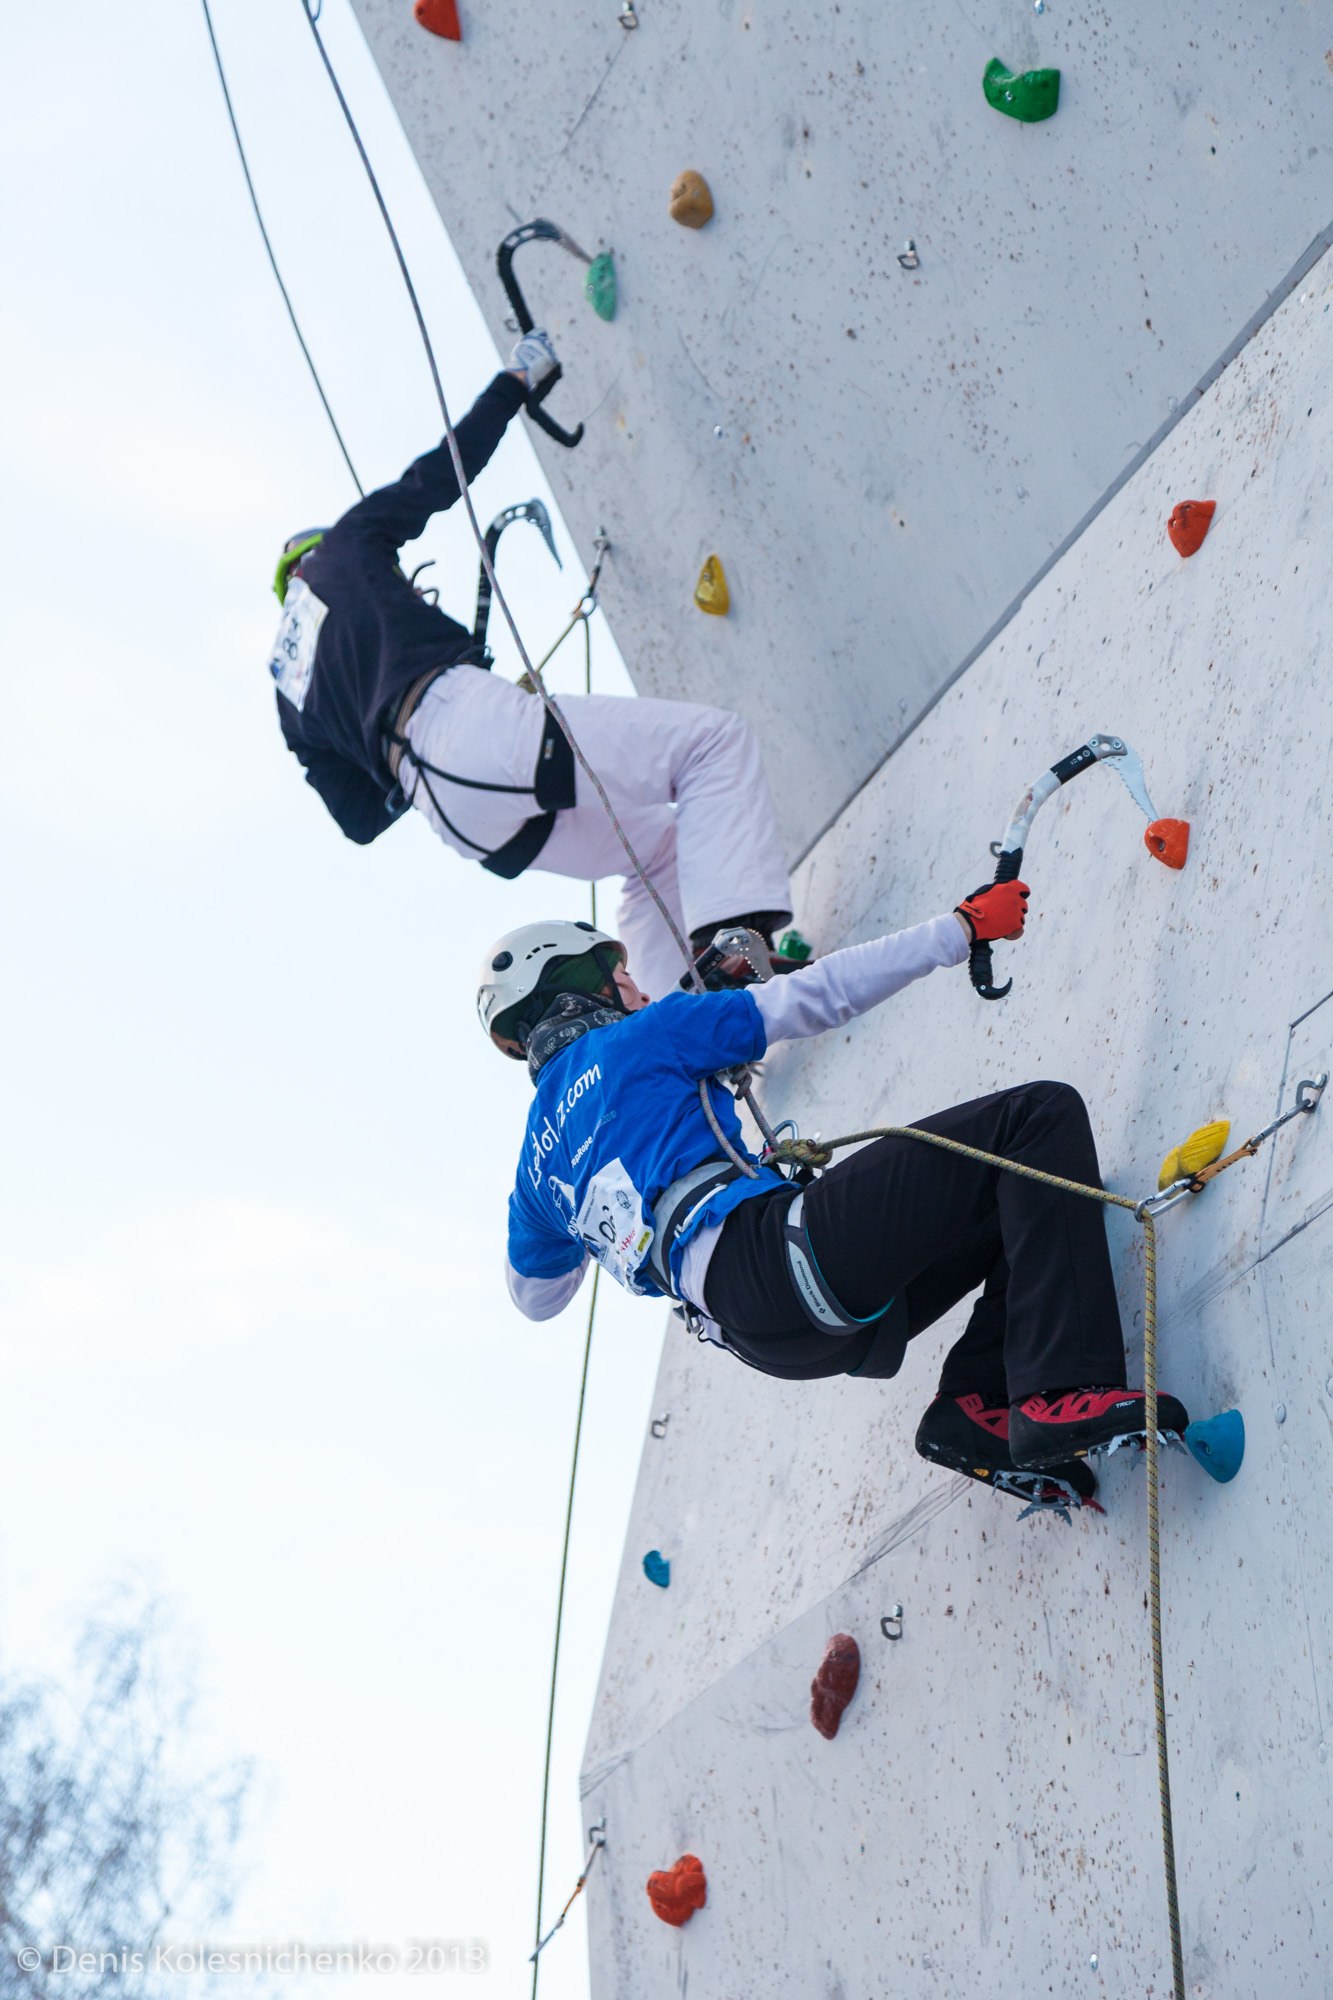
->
[915, 1393, 1099, 1513]
[1009, 1387, 1189, 1470]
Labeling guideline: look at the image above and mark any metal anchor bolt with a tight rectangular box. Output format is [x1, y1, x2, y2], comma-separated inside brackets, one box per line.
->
[897, 240, 920, 271]
[880, 1603, 904, 1641]
[650, 1413, 670, 1438]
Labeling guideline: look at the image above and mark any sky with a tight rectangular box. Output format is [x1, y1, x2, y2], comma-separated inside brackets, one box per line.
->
[0, 2, 662, 1992]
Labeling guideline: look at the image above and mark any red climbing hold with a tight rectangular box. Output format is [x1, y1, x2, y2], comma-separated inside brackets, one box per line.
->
[810, 1632, 861, 1739]
[645, 1854, 707, 1927]
[414, 0, 462, 41]
[1145, 818, 1190, 870]
[1166, 500, 1215, 558]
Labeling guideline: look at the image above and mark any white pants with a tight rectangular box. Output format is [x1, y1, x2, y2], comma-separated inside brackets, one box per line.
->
[402, 666, 792, 1002]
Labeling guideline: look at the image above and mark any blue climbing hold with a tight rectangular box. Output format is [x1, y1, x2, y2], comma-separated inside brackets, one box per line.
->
[1183, 1409, 1245, 1483]
[642, 1549, 671, 1588]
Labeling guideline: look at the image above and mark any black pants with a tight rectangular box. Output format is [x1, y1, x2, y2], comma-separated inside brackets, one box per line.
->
[703, 1081, 1127, 1404]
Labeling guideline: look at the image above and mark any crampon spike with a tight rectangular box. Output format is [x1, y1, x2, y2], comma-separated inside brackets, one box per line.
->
[1183, 1409, 1245, 1483]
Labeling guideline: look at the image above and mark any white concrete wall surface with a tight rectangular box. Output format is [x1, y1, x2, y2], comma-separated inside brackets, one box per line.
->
[574, 266, 1333, 1994]
[351, 0, 1332, 857]
[342, 7, 1333, 1993]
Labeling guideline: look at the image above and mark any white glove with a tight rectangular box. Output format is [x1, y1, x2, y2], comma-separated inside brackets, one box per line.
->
[509, 328, 559, 394]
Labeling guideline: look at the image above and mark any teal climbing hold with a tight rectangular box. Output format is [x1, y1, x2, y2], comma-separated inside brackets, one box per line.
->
[983, 56, 1060, 124]
[643, 1550, 671, 1588]
[1183, 1409, 1245, 1484]
[585, 251, 617, 322]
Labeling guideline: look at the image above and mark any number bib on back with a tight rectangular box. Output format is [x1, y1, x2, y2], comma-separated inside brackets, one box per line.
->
[267, 578, 328, 711]
[576, 1158, 655, 1293]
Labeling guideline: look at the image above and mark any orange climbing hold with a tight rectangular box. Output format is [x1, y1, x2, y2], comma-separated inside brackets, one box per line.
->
[1166, 500, 1215, 558]
[646, 1854, 707, 1927]
[669, 171, 714, 229]
[694, 554, 729, 615]
[810, 1633, 860, 1740]
[1145, 818, 1190, 869]
[414, 0, 461, 40]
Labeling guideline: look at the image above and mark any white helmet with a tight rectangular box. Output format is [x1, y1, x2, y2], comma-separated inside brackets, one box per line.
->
[477, 919, 625, 1056]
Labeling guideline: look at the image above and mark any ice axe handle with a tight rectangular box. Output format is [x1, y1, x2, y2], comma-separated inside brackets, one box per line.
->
[968, 846, 1023, 1002]
[525, 369, 584, 449]
[496, 222, 585, 449]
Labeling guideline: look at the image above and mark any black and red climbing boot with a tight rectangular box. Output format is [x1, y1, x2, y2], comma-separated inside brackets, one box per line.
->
[1009, 1386, 1190, 1470]
[914, 1393, 1099, 1515]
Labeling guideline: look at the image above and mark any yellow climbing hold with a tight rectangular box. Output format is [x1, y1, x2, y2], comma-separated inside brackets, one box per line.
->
[694, 554, 729, 615]
[669, 170, 715, 229]
[1158, 1119, 1231, 1189]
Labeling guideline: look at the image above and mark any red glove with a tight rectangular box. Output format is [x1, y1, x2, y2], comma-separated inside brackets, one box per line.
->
[955, 879, 1030, 943]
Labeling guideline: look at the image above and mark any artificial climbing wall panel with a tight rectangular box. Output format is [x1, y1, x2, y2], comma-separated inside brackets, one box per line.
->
[579, 263, 1333, 1992]
[350, 0, 1331, 856]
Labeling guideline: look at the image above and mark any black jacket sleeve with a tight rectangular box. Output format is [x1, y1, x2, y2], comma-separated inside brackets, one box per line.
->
[329, 371, 527, 555]
[279, 705, 403, 844]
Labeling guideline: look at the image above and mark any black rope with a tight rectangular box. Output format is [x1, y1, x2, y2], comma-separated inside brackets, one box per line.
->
[198, 0, 363, 496]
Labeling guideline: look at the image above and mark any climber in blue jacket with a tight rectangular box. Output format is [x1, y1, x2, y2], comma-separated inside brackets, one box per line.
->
[480, 885, 1189, 1517]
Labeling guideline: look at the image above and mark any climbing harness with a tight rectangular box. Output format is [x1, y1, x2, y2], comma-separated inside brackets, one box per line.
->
[766, 1067, 1323, 2000]
[473, 500, 560, 661]
[782, 1189, 894, 1335]
[969, 732, 1160, 1000]
[497, 220, 594, 447]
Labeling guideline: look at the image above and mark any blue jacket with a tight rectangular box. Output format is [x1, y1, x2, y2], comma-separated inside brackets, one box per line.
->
[506, 992, 786, 1297]
[271, 371, 527, 843]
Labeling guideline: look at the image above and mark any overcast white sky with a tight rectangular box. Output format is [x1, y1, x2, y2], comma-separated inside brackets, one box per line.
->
[1, 2, 662, 1993]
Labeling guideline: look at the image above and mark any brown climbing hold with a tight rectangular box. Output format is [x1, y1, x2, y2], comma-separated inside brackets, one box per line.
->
[1145, 818, 1190, 870]
[645, 1854, 707, 1927]
[694, 553, 730, 616]
[1166, 500, 1215, 558]
[810, 1632, 860, 1740]
[669, 171, 714, 229]
[414, 0, 462, 40]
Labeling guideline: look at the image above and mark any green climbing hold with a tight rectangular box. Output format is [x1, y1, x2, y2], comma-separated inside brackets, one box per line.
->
[585, 252, 617, 322]
[776, 928, 812, 964]
[983, 56, 1060, 124]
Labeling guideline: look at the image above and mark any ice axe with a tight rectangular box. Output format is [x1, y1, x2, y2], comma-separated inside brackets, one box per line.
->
[970, 732, 1161, 1001]
[472, 500, 561, 661]
[496, 218, 591, 448]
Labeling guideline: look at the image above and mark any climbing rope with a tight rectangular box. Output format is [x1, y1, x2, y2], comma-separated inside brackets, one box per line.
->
[198, 0, 363, 497]
[529, 1265, 601, 1993]
[527, 603, 605, 1995]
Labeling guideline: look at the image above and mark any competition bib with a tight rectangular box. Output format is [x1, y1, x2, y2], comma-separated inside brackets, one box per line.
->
[267, 578, 328, 711]
[576, 1158, 655, 1293]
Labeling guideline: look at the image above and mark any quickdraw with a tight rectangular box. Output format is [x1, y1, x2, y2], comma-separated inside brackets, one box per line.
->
[473, 499, 561, 661]
[970, 732, 1160, 1001]
[497, 219, 593, 448]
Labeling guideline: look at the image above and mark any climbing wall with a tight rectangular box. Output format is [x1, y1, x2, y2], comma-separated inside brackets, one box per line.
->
[576, 270, 1333, 1993]
[346, 5, 1333, 1992]
[350, 0, 1330, 858]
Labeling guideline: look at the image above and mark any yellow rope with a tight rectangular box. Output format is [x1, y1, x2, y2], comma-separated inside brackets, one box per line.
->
[773, 1123, 1185, 2000]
